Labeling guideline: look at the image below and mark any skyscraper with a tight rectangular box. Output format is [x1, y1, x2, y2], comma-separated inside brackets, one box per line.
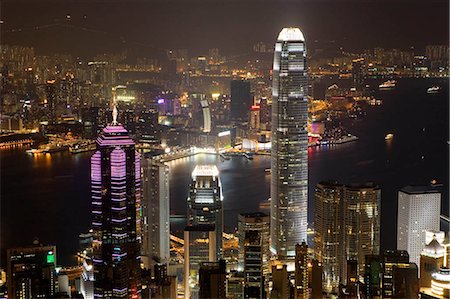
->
[142, 157, 170, 269]
[230, 80, 252, 121]
[270, 27, 308, 259]
[295, 242, 309, 299]
[7, 243, 57, 299]
[199, 260, 227, 299]
[187, 165, 223, 259]
[314, 182, 380, 291]
[344, 184, 381, 279]
[314, 181, 344, 291]
[243, 230, 265, 299]
[91, 106, 141, 298]
[397, 185, 441, 268]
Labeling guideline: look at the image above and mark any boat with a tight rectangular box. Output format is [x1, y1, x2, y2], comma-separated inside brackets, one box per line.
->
[427, 86, 441, 94]
[379, 80, 396, 90]
[385, 133, 394, 140]
[26, 148, 45, 155]
[69, 141, 96, 154]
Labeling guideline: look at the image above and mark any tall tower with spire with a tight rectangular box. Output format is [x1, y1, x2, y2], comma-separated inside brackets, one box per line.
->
[270, 27, 308, 260]
[91, 105, 142, 298]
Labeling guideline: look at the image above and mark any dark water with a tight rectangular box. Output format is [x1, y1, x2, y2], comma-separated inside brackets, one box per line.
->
[1, 78, 448, 266]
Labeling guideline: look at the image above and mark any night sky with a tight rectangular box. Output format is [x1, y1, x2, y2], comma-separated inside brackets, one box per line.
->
[1, 0, 449, 58]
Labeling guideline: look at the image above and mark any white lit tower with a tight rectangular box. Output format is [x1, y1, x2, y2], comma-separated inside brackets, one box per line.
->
[91, 105, 142, 298]
[270, 27, 309, 259]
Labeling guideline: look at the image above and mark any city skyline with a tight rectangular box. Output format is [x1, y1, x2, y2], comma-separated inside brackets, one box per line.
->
[0, 1, 448, 297]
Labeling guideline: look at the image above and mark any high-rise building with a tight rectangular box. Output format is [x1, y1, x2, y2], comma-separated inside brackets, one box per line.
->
[188, 165, 223, 259]
[199, 260, 227, 299]
[364, 254, 382, 299]
[91, 106, 141, 298]
[314, 182, 380, 291]
[271, 264, 291, 299]
[243, 230, 264, 299]
[397, 186, 441, 268]
[238, 212, 270, 286]
[382, 250, 418, 298]
[270, 27, 309, 260]
[7, 243, 57, 299]
[249, 105, 261, 131]
[184, 224, 217, 299]
[227, 271, 244, 299]
[314, 181, 345, 291]
[200, 98, 212, 133]
[230, 80, 252, 121]
[309, 260, 323, 299]
[344, 184, 381, 278]
[295, 242, 309, 299]
[142, 158, 170, 269]
[137, 109, 160, 146]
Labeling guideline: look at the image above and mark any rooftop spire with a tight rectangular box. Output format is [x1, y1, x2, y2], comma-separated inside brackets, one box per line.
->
[112, 104, 118, 125]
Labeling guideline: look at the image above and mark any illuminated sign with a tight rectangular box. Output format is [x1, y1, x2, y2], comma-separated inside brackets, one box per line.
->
[47, 251, 55, 264]
[157, 99, 165, 104]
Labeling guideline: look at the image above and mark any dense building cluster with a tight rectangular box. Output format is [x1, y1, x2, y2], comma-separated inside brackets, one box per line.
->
[1, 25, 448, 299]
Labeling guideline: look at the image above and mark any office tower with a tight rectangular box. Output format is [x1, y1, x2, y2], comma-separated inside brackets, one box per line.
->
[7, 243, 57, 299]
[243, 231, 264, 299]
[80, 107, 100, 138]
[364, 255, 382, 299]
[259, 98, 270, 125]
[381, 250, 418, 298]
[271, 264, 291, 299]
[184, 224, 217, 299]
[295, 242, 309, 299]
[230, 80, 252, 121]
[91, 106, 141, 298]
[344, 184, 381, 279]
[200, 98, 211, 133]
[249, 105, 261, 131]
[397, 186, 441, 267]
[345, 259, 358, 297]
[309, 260, 323, 299]
[314, 182, 380, 291]
[188, 165, 223, 259]
[314, 181, 345, 291]
[152, 263, 177, 299]
[227, 271, 244, 299]
[270, 27, 308, 260]
[238, 212, 270, 286]
[142, 158, 170, 269]
[392, 264, 419, 298]
[420, 235, 445, 288]
[199, 260, 227, 299]
[137, 109, 160, 146]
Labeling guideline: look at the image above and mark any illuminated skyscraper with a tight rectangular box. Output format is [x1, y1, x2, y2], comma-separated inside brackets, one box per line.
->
[397, 185, 441, 268]
[270, 27, 308, 259]
[187, 165, 223, 259]
[91, 106, 141, 298]
[314, 182, 380, 292]
[142, 158, 170, 269]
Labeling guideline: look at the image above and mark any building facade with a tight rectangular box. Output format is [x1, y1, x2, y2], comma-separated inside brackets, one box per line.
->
[91, 108, 141, 298]
[188, 165, 223, 259]
[270, 27, 309, 259]
[397, 186, 441, 268]
[142, 158, 170, 269]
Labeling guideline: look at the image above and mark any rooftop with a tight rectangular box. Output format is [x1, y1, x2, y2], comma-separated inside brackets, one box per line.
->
[400, 185, 441, 195]
[277, 27, 305, 42]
